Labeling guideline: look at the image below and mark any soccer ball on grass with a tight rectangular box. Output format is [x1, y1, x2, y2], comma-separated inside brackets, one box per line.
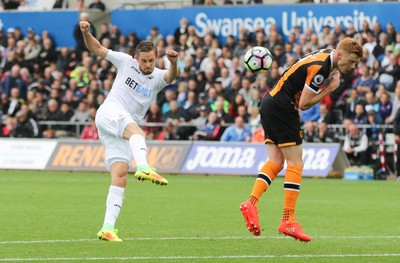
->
[243, 46, 273, 74]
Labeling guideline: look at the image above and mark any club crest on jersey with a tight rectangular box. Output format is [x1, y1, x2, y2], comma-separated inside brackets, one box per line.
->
[312, 74, 324, 86]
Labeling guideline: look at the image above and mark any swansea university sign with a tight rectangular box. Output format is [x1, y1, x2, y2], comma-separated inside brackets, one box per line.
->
[112, 3, 399, 44]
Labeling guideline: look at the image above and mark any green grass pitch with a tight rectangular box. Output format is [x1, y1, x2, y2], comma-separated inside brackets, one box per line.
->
[0, 170, 399, 262]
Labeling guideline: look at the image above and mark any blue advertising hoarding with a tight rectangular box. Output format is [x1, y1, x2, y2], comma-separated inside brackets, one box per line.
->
[182, 142, 340, 177]
[112, 3, 400, 44]
[0, 11, 78, 47]
[0, 3, 398, 48]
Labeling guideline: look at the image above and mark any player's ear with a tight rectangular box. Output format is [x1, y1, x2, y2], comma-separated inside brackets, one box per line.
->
[336, 50, 343, 60]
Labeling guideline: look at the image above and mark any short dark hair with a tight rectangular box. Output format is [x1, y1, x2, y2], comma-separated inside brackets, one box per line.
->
[135, 41, 157, 56]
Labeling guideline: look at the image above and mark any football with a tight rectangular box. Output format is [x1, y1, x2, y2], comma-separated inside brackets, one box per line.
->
[243, 46, 273, 73]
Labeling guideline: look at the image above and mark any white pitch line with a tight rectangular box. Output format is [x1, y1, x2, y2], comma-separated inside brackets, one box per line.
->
[1, 254, 400, 261]
[0, 235, 400, 245]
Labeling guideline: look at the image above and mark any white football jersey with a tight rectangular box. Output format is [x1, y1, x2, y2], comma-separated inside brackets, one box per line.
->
[103, 50, 168, 122]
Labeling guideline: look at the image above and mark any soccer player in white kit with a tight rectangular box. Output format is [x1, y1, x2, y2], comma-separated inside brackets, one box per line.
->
[79, 21, 178, 241]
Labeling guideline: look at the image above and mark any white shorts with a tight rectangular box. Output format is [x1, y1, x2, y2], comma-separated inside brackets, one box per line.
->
[95, 103, 136, 171]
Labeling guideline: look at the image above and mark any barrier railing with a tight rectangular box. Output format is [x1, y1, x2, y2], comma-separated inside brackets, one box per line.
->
[37, 120, 395, 143]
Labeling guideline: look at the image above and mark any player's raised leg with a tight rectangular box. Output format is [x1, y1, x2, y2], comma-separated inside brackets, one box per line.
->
[124, 123, 168, 186]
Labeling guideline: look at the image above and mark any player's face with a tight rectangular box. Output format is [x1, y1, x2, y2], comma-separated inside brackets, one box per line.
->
[136, 51, 157, 75]
[337, 51, 360, 74]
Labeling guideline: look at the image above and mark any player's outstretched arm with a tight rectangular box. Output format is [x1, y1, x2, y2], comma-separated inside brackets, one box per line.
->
[163, 50, 179, 84]
[80, 21, 108, 59]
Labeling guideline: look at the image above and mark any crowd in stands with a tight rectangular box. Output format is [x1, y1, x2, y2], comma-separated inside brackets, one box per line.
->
[0, 8, 400, 166]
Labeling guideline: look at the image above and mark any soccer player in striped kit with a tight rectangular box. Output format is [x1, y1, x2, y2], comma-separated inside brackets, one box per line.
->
[240, 38, 362, 242]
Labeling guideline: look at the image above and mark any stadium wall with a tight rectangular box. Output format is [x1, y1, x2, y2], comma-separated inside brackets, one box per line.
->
[0, 3, 398, 48]
[0, 138, 348, 177]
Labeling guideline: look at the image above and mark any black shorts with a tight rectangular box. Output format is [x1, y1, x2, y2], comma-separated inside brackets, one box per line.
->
[259, 95, 303, 147]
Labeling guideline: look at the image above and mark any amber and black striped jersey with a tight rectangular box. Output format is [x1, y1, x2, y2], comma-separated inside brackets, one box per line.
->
[268, 49, 334, 111]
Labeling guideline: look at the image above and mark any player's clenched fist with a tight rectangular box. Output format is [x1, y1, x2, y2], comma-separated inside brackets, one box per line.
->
[80, 21, 90, 33]
[165, 50, 178, 63]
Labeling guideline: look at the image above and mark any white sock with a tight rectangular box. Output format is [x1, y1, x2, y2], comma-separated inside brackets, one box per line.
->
[103, 185, 125, 228]
[129, 134, 149, 168]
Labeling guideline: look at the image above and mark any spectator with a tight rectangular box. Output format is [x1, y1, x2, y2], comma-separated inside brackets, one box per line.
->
[228, 93, 247, 119]
[346, 24, 357, 38]
[266, 67, 280, 91]
[220, 116, 252, 142]
[386, 23, 397, 45]
[2, 0, 20, 9]
[363, 31, 377, 58]
[377, 91, 392, 123]
[191, 105, 208, 135]
[23, 38, 41, 67]
[1, 64, 27, 99]
[160, 89, 176, 115]
[70, 101, 90, 123]
[317, 103, 334, 124]
[0, 93, 8, 115]
[352, 103, 368, 125]
[204, 0, 217, 5]
[28, 78, 51, 100]
[80, 118, 99, 139]
[393, 107, 400, 181]
[379, 45, 394, 68]
[128, 32, 140, 49]
[193, 111, 221, 141]
[213, 98, 233, 125]
[73, 12, 96, 56]
[29, 92, 47, 121]
[143, 103, 163, 139]
[73, 0, 87, 11]
[363, 91, 381, 122]
[146, 27, 163, 46]
[53, 0, 69, 9]
[252, 125, 265, 143]
[109, 25, 121, 48]
[361, 47, 376, 69]
[315, 121, 335, 143]
[98, 23, 110, 44]
[0, 115, 15, 137]
[344, 89, 362, 120]
[88, 0, 106, 11]
[56, 102, 75, 136]
[366, 110, 381, 144]
[38, 38, 57, 70]
[343, 123, 370, 166]
[301, 103, 320, 124]
[157, 119, 180, 141]
[3, 87, 24, 117]
[174, 17, 189, 45]
[352, 63, 378, 95]
[385, 81, 400, 124]
[248, 106, 260, 134]
[182, 90, 199, 120]
[318, 25, 331, 48]
[11, 109, 40, 138]
[303, 121, 317, 143]
[377, 53, 400, 92]
[237, 104, 249, 123]
[56, 47, 72, 72]
[164, 100, 192, 139]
